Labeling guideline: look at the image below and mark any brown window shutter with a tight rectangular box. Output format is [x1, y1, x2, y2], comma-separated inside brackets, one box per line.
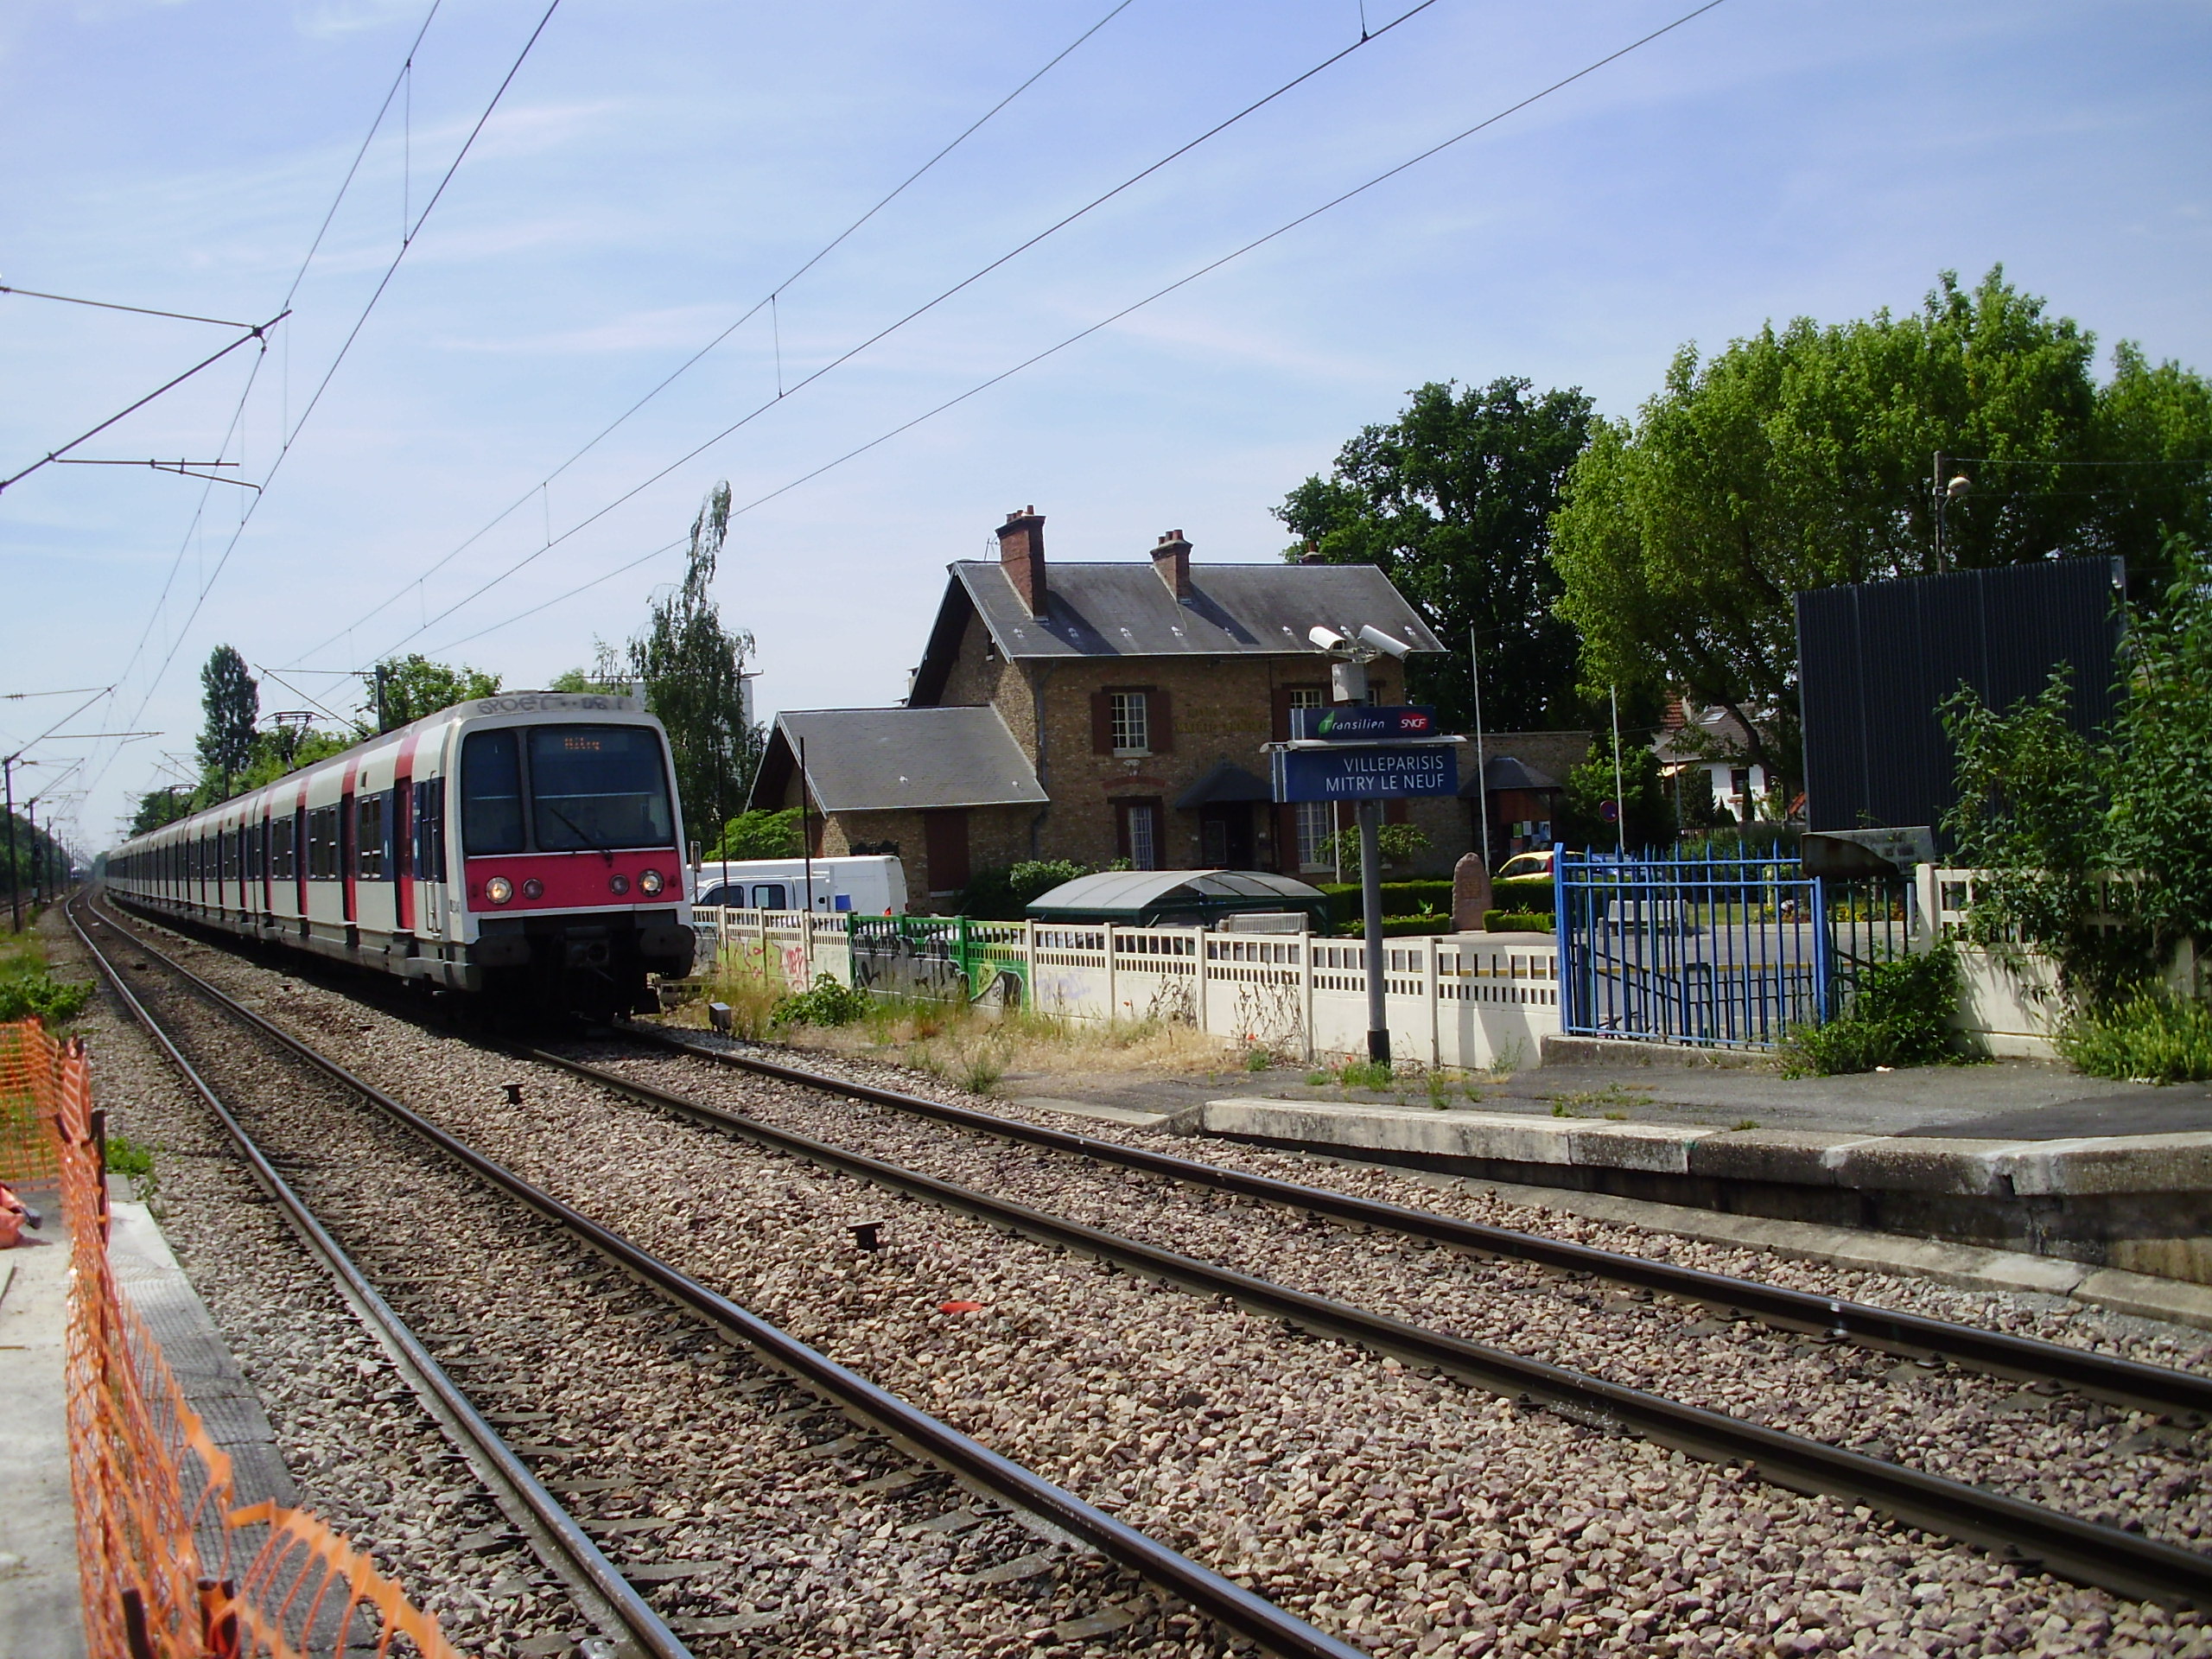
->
[1385, 798, 1411, 825]
[1090, 690, 1113, 753]
[1149, 688, 1173, 753]
[1273, 804, 1299, 873]
[1270, 686, 1292, 743]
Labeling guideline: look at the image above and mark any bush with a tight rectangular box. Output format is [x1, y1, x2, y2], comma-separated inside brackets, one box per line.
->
[1483, 910, 1554, 933]
[1333, 916, 1456, 939]
[710, 808, 804, 861]
[1490, 875, 1554, 912]
[960, 859, 1094, 920]
[1319, 880, 1454, 926]
[0, 970, 92, 1027]
[1778, 946, 1959, 1077]
[2057, 990, 2212, 1084]
[772, 974, 872, 1028]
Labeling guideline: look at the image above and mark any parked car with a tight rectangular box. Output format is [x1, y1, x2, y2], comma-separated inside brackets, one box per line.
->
[1497, 849, 1554, 881]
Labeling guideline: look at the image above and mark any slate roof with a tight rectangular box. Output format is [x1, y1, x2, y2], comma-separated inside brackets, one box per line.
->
[911, 560, 1443, 704]
[1459, 753, 1563, 797]
[753, 708, 1047, 814]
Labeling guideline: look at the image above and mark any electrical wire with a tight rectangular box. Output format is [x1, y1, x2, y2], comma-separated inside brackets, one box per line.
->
[355, 0, 1448, 666]
[0, 284, 254, 329]
[296, 0, 1142, 663]
[83, 0, 553, 817]
[418, 0, 1727, 657]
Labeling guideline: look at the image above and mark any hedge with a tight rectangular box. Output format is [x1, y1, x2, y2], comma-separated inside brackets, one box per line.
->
[1482, 909, 1554, 933]
[1318, 880, 1454, 926]
[1490, 875, 1554, 912]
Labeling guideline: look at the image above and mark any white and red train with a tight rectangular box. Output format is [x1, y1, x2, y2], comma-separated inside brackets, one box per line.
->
[100, 692, 696, 1015]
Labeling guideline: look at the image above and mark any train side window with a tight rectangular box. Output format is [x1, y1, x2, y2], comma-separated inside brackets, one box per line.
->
[461, 730, 525, 855]
[272, 815, 295, 880]
[356, 793, 387, 880]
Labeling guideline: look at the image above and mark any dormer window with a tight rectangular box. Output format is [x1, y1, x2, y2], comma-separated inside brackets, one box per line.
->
[1110, 691, 1150, 755]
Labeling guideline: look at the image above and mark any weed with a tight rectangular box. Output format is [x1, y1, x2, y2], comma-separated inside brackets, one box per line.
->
[1426, 1071, 1454, 1109]
[1337, 1060, 1394, 1091]
[0, 969, 92, 1027]
[1244, 1046, 1272, 1073]
[1604, 1111, 1629, 1122]
[2057, 989, 2212, 1084]
[773, 975, 873, 1028]
[1305, 1071, 1332, 1088]
[1550, 1100, 1575, 1118]
[105, 1134, 158, 1200]
[1779, 946, 1960, 1077]
[961, 1045, 1008, 1096]
[1486, 1038, 1527, 1080]
[1733, 1118, 1760, 1131]
[1546, 1083, 1649, 1116]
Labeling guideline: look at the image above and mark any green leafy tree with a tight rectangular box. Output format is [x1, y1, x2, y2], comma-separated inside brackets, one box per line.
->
[237, 728, 353, 791]
[549, 641, 632, 695]
[1942, 548, 2212, 1007]
[127, 789, 196, 836]
[367, 654, 503, 732]
[1314, 822, 1432, 880]
[1276, 378, 1595, 730]
[1552, 267, 2212, 793]
[709, 808, 803, 861]
[195, 645, 259, 798]
[627, 483, 762, 847]
[1559, 745, 1671, 852]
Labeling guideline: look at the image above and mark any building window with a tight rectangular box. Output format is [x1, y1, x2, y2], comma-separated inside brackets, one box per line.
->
[1122, 802, 1160, 870]
[1110, 691, 1149, 755]
[1288, 687, 1325, 713]
[1295, 800, 1334, 871]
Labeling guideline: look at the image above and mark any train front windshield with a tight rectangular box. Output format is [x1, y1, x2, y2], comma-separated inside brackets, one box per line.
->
[528, 726, 675, 850]
[461, 724, 677, 855]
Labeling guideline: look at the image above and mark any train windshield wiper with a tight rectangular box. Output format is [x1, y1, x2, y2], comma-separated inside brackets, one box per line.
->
[544, 802, 615, 864]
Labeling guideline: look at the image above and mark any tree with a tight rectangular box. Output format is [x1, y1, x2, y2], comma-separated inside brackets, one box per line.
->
[1551, 267, 2212, 793]
[127, 789, 195, 836]
[1276, 378, 1595, 731]
[1558, 745, 1671, 853]
[196, 645, 259, 798]
[627, 483, 761, 846]
[709, 808, 802, 861]
[367, 654, 502, 732]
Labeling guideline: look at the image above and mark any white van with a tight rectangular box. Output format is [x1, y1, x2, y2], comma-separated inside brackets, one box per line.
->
[691, 854, 907, 916]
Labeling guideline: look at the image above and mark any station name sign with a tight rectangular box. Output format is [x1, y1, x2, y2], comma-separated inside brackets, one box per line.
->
[1289, 705, 1438, 742]
[1272, 744, 1458, 803]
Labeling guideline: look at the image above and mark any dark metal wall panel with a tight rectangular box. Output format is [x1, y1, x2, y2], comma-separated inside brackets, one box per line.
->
[1796, 558, 2125, 841]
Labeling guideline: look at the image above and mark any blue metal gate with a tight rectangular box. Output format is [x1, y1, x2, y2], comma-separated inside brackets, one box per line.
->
[1559, 849, 1829, 1048]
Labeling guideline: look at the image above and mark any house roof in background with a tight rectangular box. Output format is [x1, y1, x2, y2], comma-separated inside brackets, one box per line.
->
[910, 559, 1442, 704]
[1460, 753, 1561, 797]
[756, 707, 1047, 814]
[1173, 760, 1273, 809]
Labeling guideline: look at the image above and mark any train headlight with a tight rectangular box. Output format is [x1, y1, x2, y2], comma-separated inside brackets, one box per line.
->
[638, 868, 664, 895]
[486, 876, 515, 905]
[521, 879, 544, 899]
[609, 873, 631, 895]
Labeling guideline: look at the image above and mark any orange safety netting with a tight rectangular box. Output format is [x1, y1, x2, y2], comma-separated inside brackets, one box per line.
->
[0, 1016, 63, 1182]
[7, 1019, 469, 1659]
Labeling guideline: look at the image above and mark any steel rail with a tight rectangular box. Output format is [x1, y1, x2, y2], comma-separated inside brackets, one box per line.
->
[535, 1038, 2212, 1610]
[66, 899, 694, 1659]
[623, 1024, 2212, 1423]
[85, 901, 1374, 1659]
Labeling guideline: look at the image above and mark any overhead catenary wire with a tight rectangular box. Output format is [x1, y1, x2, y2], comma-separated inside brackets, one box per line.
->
[0, 284, 254, 330]
[294, 0, 1143, 664]
[357, 0, 1449, 667]
[421, 0, 1727, 657]
[86, 0, 562, 814]
[78, 0, 450, 809]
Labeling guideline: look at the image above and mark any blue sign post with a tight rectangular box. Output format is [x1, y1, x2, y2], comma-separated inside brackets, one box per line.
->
[1267, 713, 1464, 1070]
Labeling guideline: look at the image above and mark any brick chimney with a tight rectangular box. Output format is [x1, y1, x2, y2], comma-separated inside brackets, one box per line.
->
[1151, 529, 1192, 599]
[1662, 692, 1688, 730]
[995, 505, 1046, 615]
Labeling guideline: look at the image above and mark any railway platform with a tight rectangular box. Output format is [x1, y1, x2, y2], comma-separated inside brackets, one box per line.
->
[997, 1058, 2212, 1321]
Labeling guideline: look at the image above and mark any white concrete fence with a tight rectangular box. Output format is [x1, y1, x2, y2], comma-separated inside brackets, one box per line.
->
[689, 907, 1560, 1071]
[690, 868, 2179, 1066]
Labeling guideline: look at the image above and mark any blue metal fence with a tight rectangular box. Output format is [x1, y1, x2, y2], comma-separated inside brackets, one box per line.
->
[1559, 848, 1898, 1049]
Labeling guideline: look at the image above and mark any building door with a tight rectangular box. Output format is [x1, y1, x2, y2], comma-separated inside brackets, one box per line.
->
[1198, 805, 1253, 868]
[922, 809, 971, 897]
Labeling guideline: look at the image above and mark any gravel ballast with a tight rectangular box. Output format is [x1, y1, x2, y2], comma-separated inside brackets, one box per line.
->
[92, 907, 2212, 1658]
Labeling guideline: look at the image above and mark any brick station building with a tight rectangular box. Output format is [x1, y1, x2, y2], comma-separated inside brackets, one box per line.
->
[748, 507, 1456, 909]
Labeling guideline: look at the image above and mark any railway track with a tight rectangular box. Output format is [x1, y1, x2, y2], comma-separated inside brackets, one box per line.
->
[618, 1022, 2212, 1424]
[86, 895, 2212, 1643]
[73, 897, 1371, 1659]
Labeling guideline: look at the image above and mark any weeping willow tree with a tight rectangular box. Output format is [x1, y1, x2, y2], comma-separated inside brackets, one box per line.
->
[627, 483, 761, 848]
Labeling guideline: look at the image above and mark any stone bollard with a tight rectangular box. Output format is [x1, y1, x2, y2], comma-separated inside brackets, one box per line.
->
[1451, 852, 1493, 934]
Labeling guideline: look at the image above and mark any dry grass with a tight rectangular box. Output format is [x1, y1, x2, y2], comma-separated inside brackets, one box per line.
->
[664, 964, 1233, 1089]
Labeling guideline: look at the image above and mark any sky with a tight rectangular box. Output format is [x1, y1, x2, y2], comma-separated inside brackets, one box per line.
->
[3, 0, 2208, 851]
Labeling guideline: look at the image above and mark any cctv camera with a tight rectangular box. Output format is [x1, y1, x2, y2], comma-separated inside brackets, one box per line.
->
[1356, 623, 1413, 659]
[1307, 625, 1348, 652]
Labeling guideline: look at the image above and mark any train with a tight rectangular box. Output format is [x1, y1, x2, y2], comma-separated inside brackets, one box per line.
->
[100, 692, 697, 1017]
